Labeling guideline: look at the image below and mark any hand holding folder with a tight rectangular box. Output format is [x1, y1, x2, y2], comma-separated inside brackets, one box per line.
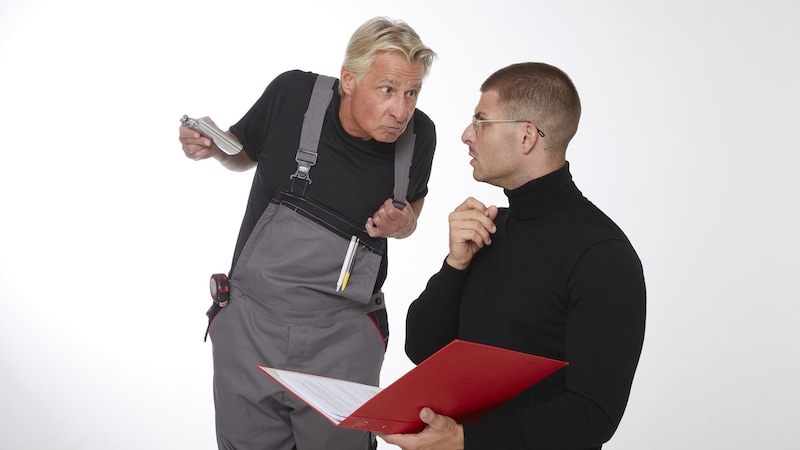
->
[258, 340, 567, 434]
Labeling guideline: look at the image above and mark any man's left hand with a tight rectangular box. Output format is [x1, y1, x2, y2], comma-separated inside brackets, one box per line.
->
[366, 198, 418, 239]
[378, 407, 464, 450]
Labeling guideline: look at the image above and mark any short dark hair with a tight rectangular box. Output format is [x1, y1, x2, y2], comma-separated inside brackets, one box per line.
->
[481, 62, 581, 152]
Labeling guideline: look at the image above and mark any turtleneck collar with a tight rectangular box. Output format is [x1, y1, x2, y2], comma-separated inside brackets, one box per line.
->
[504, 162, 583, 220]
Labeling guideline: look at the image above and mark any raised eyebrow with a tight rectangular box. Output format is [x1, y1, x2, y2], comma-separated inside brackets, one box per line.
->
[379, 77, 400, 87]
[378, 78, 422, 92]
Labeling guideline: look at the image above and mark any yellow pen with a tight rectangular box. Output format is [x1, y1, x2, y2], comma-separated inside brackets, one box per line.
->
[340, 237, 359, 291]
[337, 236, 358, 292]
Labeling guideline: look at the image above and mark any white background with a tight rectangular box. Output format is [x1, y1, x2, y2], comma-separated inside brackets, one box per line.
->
[1, 1, 798, 449]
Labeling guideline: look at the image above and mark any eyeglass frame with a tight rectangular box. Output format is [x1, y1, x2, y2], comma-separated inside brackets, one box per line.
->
[471, 116, 545, 137]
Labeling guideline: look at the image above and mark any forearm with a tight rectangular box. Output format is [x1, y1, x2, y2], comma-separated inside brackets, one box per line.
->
[211, 131, 255, 172]
[213, 148, 256, 172]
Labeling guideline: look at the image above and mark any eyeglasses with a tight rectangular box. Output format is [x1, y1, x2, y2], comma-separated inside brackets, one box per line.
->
[471, 116, 545, 137]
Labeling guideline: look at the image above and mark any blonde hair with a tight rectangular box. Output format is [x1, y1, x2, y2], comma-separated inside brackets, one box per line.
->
[341, 17, 437, 95]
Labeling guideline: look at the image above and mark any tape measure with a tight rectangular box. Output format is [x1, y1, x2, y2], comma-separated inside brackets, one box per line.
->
[209, 273, 230, 307]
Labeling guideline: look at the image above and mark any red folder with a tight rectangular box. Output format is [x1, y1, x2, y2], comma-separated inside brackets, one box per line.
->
[258, 339, 567, 434]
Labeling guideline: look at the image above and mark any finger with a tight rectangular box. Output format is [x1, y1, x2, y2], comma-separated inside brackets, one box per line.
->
[420, 407, 435, 424]
[451, 199, 495, 230]
[486, 204, 500, 221]
[453, 196, 486, 213]
[365, 218, 380, 238]
[379, 198, 406, 222]
[179, 127, 207, 146]
[370, 200, 405, 232]
[185, 148, 208, 161]
[451, 227, 491, 251]
[449, 211, 495, 241]
[419, 407, 455, 433]
[187, 136, 212, 148]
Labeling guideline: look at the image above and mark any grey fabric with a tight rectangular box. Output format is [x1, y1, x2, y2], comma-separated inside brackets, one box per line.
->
[214, 197, 387, 449]
[393, 115, 415, 208]
[234, 192, 386, 307]
[209, 73, 410, 449]
[211, 281, 385, 449]
[292, 75, 335, 187]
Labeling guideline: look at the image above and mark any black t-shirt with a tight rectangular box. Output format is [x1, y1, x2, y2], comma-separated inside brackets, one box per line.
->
[228, 70, 437, 286]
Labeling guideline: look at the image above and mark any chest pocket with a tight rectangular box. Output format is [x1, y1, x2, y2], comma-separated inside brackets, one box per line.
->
[231, 74, 415, 307]
[234, 189, 385, 306]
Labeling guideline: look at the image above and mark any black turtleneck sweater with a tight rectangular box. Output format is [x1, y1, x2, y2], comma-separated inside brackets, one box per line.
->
[405, 163, 646, 449]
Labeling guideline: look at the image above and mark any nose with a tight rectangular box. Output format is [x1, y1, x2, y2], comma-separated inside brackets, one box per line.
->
[389, 96, 410, 124]
[461, 123, 474, 144]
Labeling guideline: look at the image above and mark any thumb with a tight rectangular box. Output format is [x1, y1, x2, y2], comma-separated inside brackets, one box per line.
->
[419, 407, 435, 424]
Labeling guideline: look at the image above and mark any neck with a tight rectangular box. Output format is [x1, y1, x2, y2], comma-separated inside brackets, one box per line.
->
[338, 95, 368, 140]
[506, 158, 566, 190]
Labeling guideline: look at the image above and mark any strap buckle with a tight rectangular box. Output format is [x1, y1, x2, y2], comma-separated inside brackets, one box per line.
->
[290, 148, 318, 183]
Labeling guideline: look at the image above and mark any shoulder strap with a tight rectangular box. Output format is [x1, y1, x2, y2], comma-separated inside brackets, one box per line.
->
[392, 115, 415, 209]
[291, 75, 336, 194]
[291, 74, 415, 207]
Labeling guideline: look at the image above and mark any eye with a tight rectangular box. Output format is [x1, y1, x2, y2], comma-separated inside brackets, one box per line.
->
[406, 90, 418, 99]
[380, 86, 393, 95]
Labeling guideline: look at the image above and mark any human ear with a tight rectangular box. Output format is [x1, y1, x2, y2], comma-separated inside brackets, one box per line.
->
[520, 124, 537, 154]
[340, 68, 355, 95]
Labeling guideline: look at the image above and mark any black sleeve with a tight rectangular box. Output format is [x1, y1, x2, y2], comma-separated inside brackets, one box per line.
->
[230, 70, 307, 162]
[405, 260, 468, 364]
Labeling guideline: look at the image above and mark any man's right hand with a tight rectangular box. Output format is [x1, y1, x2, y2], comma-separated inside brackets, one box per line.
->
[445, 197, 498, 270]
[179, 119, 220, 161]
[178, 120, 255, 172]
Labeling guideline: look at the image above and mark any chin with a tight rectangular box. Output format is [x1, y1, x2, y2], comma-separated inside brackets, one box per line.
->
[368, 129, 397, 142]
[471, 169, 483, 182]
